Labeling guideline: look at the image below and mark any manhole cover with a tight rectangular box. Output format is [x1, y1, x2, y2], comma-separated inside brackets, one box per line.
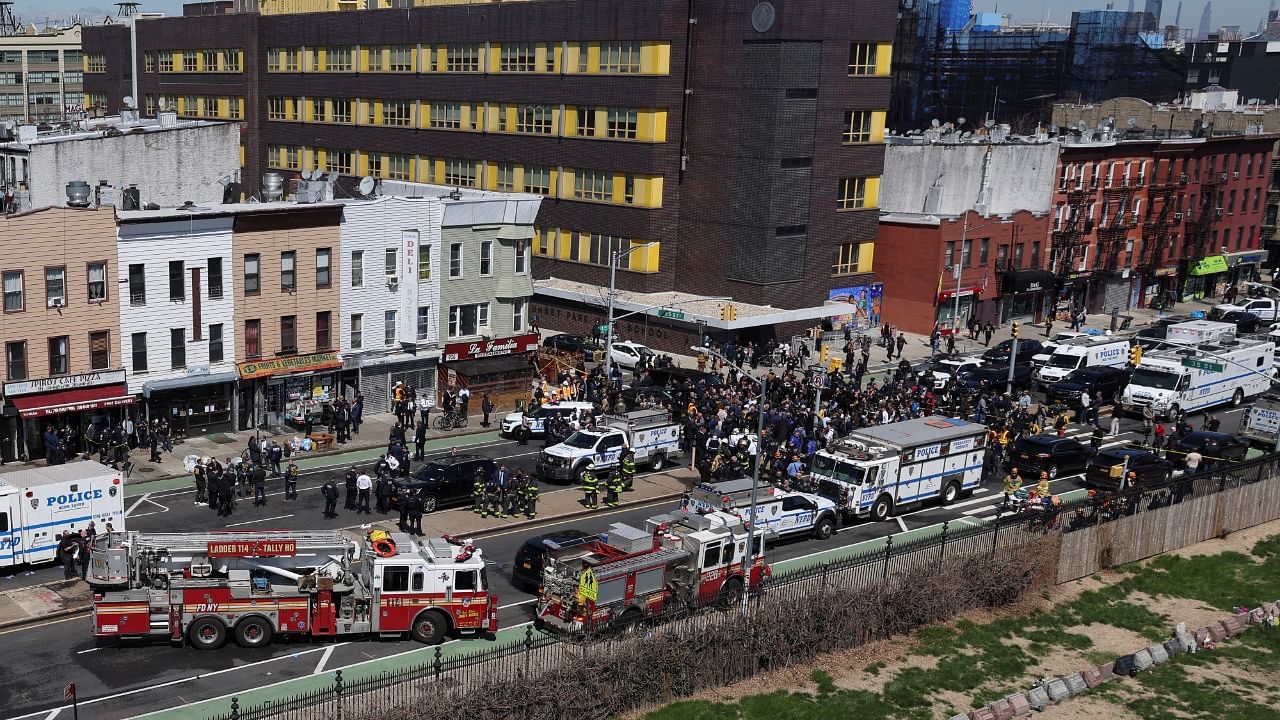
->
[136, 466, 156, 473]
[207, 434, 236, 444]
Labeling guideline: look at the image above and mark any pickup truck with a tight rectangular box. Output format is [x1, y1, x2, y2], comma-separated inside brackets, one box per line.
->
[536, 409, 682, 484]
[681, 478, 840, 542]
[1210, 297, 1278, 323]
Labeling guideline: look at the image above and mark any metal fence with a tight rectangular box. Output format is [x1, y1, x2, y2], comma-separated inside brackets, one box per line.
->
[208, 453, 1280, 720]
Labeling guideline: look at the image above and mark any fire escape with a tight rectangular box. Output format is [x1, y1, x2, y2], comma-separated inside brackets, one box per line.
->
[1139, 169, 1182, 274]
[1184, 170, 1222, 264]
[1097, 178, 1135, 272]
[1051, 181, 1091, 285]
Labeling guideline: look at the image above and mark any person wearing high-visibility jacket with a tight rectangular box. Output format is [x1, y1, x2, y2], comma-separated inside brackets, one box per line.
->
[472, 467, 487, 515]
[1002, 467, 1022, 510]
[520, 471, 539, 518]
[603, 467, 620, 508]
[620, 449, 636, 491]
[581, 464, 599, 509]
[1036, 471, 1051, 500]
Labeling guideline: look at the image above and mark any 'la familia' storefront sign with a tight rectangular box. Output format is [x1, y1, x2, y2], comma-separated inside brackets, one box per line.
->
[443, 334, 539, 363]
[237, 352, 342, 380]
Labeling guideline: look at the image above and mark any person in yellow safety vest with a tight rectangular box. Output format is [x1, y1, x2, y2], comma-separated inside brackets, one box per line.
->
[1029, 421, 1041, 435]
[1002, 467, 1021, 510]
[997, 428, 1010, 447]
[620, 449, 636, 491]
[581, 463, 599, 509]
[1037, 471, 1051, 501]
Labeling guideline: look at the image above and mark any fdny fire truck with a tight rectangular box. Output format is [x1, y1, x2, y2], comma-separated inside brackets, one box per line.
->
[89, 530, 496, 649]
[535, 509, 768, 633]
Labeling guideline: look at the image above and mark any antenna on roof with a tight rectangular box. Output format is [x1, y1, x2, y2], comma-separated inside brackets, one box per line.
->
[115, 2, 140, 16]
[0, 2, 18, 36]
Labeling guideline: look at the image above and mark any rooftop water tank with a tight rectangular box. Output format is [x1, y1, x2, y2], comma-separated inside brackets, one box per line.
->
[262, 173, 284, 201]
[66, 181, 92, 207]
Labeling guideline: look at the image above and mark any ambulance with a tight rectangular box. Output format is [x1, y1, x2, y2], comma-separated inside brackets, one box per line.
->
[0, 461, 125, 567]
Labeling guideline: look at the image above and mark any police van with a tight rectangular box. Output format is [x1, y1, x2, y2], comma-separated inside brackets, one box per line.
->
[500, 401, 596, 438]
[0, 462, 125, 567]
[681, 478, 840, 542]
[1032, 336, 1131, 385]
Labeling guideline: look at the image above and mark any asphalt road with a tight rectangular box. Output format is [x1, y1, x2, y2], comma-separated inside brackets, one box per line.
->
[0, 405, 1253, 720]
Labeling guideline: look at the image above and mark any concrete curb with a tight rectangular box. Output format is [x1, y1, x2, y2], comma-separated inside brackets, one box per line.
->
[0, 604, 91, 632]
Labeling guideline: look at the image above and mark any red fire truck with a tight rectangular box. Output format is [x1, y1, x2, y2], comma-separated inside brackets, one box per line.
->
[535, 509, 768, 633]
[89, 530, 497, 649]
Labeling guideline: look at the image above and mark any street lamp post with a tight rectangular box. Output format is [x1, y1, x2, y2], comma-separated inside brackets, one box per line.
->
[693, 345, 765, 615]
[602, 243, 658, 387]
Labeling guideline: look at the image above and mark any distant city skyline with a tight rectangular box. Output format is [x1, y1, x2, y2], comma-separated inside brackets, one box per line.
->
[975, 0, 1269, 32]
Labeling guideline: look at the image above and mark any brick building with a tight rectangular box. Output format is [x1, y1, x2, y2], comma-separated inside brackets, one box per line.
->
[82, 0, 896, 344]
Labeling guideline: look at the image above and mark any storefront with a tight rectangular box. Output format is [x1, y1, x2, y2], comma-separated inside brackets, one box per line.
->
[1139, 267, 1178, 308]
[935, 285, 983, 335]
[236, 352, 343, 431]
[1183, 255, 1229, 300]
[2, 370, 136, 461]
[142, 367, 238, 435]
[1000, 269, 1056, 324]
[1226, 250, 1266, 287]
[439, 333, 539, 410]
[353, 352, 439, 415]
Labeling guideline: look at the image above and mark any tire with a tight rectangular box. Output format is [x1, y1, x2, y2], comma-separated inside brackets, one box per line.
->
[942, 481, 961, 506]
[813, 515, 836, 541]
[432, 416, 448, 431]
[410, 610, 448, 645]
[650, 453, 665, 471]
[871, 495, 892, 522]
[1232, 389, 1244, 407]
[188, 617, 227, 650]
[1048, 464, 1059, 480]
[235, 616, 273, 649]
[616, 608, 645, 634]
[422, 494, 438, 513]
[718, 578, 744, 609]
[456, 415, 469, 428]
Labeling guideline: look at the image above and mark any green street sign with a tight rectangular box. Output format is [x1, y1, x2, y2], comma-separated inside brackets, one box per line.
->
[657, 308, 686, 320]
[1181, 358, 1224, 372]
[596, 324, 609, 334]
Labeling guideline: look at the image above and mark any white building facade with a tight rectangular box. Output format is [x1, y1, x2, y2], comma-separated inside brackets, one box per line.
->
[116, 213, 238, 433]
[338, 196, 443, 415]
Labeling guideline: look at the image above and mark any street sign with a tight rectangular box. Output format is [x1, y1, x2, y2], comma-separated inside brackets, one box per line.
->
[596, 324, 609, 334]
[64, 682, 75, 701]
[577, 567, 598, 603]
[657, 308, 686, 320]
[809, 370, 826, 389]
[1181, 358, 1224, 372]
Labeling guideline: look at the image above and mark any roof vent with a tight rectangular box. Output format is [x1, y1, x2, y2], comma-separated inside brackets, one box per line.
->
[65, 181, 91, 207]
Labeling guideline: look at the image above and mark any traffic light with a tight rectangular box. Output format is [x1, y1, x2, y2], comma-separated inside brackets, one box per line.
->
[1129, 344, 1143, 366]
[1011, 321, 1019, 339]
[720, 305, 729, 321]
[720, 304, 737, 321]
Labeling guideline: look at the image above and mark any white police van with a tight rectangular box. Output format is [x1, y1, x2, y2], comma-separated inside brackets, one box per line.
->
[681, 478, 839, 542]
[0, 462, 125, 567]
[500, 401, 596, 438]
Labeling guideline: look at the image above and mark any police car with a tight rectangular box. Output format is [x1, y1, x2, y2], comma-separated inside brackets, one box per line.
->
[681, 478, 839, 542]
[500, 401, 596, 438]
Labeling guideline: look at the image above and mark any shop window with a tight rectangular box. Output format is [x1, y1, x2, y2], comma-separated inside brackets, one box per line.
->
[48, 335, 69, 375]
[89, 331, 110, 370]
[45, 266, 65, 307]
[209, 323, 223, 363]
[244, 254, 260, 294]
[87, 261, 107, 302]
[280, 315, 297, 353]
[170, 328, 185, 369]
[5, 340, 26, 380]
[169, 260, 185, 301]
[350, 313, 363, 349]
[244, 319, 260, 358]
[316, 311, 331, 350]
[131, 332, 147, 372]
[207, 257, 223, 298]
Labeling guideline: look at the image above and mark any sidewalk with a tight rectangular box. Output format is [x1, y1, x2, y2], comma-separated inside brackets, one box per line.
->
[0, 578, 91, 628]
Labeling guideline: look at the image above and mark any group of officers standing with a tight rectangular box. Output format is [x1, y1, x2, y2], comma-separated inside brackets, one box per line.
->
[192, 455, 300, 517]
[471, 465, 540, 519]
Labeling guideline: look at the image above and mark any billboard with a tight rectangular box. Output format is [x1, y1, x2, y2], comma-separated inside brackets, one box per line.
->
[827, 283, 883, 331]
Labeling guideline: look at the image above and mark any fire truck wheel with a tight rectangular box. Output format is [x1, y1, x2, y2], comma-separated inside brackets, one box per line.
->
[871, 496, 892, 522]
[235, 616, 274, 648]
[813, 516, 836, 541]
[187, 617, 227, 650]
[650, 453, 666, 471]
[942, 481, 961, 506]
[718, 578, 744, 608]
[410, 610, 448, 645]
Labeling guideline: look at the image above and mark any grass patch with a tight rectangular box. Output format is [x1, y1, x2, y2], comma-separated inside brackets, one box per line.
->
[809, 669, 836, 695]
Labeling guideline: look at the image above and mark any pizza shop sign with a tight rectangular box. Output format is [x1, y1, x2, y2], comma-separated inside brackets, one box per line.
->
[444, 333, 539, 362]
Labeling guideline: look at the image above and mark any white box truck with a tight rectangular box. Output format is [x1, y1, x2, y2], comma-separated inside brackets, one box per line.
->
[1033, 336, 1131, 385]
[0, 462, 125, 567]
[1241, 395, 1280, 448]
[806, 416, 988, 522]
[1119, 337, 1275, 418]
[1165, 320, 1238, 346]
[536, 408, 683, 483]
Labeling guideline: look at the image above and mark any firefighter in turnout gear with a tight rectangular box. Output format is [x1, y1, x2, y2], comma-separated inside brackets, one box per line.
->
[482, 473, 502, 519]
[519, 470, 538, 518]
[620, 448, 636, 491]
[284, 461, 299, 500]
[605, 470, 624, 508]
[581, 463, 599, 509]
[473, 467, 487, 514]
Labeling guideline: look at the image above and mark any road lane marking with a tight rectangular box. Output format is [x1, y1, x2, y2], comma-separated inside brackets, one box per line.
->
[895, 517, 908, 533]
[225, 515, 294, 528]
[312, 645, 336, 675]
[124, 493, 151, 518]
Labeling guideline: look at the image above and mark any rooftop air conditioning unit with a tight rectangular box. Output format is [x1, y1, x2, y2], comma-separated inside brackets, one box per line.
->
[1233, 172, 1240, 180]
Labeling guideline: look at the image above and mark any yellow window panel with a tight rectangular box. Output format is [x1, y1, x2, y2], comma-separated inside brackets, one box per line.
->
[875, 43, 892, 76]
[487, 45, 501, 73]
[556, 228, 572, 260]
[864, 177, 881, 208]
[432, 158, 445, 184]
[627, 241, 660, 273]
[586, 43, 600, 74]
[857, 242, 875, 271]
[643, 176, 664, 208]
[239, 145, 245, 168]
[871, 110, 887, 143]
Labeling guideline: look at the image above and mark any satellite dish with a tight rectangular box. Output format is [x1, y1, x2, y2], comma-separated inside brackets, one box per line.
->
[326, 171, 339, 184]
[123, 95, 135, 109]
[358, 176, 375, 195]
[957, 116, 966, 126]
[157, 97, 168, 111]
[312, 169, 325, 181]
[930, 118, 940, 128]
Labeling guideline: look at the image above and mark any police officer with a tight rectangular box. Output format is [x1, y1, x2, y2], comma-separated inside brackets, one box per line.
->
[321, 477, 340, 518]
[284, 461, 299, 500]
[252, 462, 268, 506]
[207, 461, 222, 511]
[581, 463, 599, 509]
[520, 471, 539, 519]
[473, 467, 487, 514]
[398, 484, 412, 531]
[344, 468, 358, 511]
[406, 489, 425, 536]
[620, 448, 636, 491]
[193, 461, 208, 506]
[236, 460, 250, 500]
[375, 474, 393, 514]
[216, 467, 235, 517]
[148, 429, 162, 463]
[1002, 467, 1022, 511]
[516, 416, 531, 446]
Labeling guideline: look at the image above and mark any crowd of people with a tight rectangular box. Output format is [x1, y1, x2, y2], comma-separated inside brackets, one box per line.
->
[41, 416, 179, 471]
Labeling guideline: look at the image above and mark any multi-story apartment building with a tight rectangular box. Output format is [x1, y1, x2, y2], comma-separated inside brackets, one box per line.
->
[83, 0, 895, 343]
[115, 211, 238, 434]
[0, 206, 124, 462]
[0, 24, 85, 124]
[1184, 31, 1280, 102]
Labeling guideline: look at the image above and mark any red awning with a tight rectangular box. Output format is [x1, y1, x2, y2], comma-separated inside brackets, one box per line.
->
[9, 384, 136, 418]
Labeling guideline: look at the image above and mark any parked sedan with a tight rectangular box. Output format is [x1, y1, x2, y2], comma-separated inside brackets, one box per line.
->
[981, 338, 1045, 365]
[1085, 448, 1172, 490]
[1164, 431, 1249, 468]
[1043, 366, 1132, 406]
[542, 333, 600, 357]
[1009, 434, 1093, 479]
[1216, 310, 1263, 334]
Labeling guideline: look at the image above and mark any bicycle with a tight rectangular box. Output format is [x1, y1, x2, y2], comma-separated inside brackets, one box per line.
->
[432, 409, 468, 430]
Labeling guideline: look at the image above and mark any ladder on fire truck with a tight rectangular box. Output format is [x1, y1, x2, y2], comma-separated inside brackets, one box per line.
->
[591, 545, 691, 581]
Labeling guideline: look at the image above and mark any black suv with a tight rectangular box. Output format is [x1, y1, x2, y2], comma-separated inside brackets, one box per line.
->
[1044, 366, 1132, 406]
[1085, 448, 1172, 490]
[511, 529, 595, 591]
[1165, 431, 1249, 468]
[981, 338, 1044, 365]
[542, 334, 599, 358]
[392, 454, 497, 513]
[1009, 434, 1092, 479]
[956, 365, 1033, 395]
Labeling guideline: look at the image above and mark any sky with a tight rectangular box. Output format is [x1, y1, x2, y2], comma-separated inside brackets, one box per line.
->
[5, 0, 1276, 32]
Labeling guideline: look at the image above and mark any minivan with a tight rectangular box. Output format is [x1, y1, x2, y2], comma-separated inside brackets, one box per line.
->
[1033, 337, 1131, 385]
